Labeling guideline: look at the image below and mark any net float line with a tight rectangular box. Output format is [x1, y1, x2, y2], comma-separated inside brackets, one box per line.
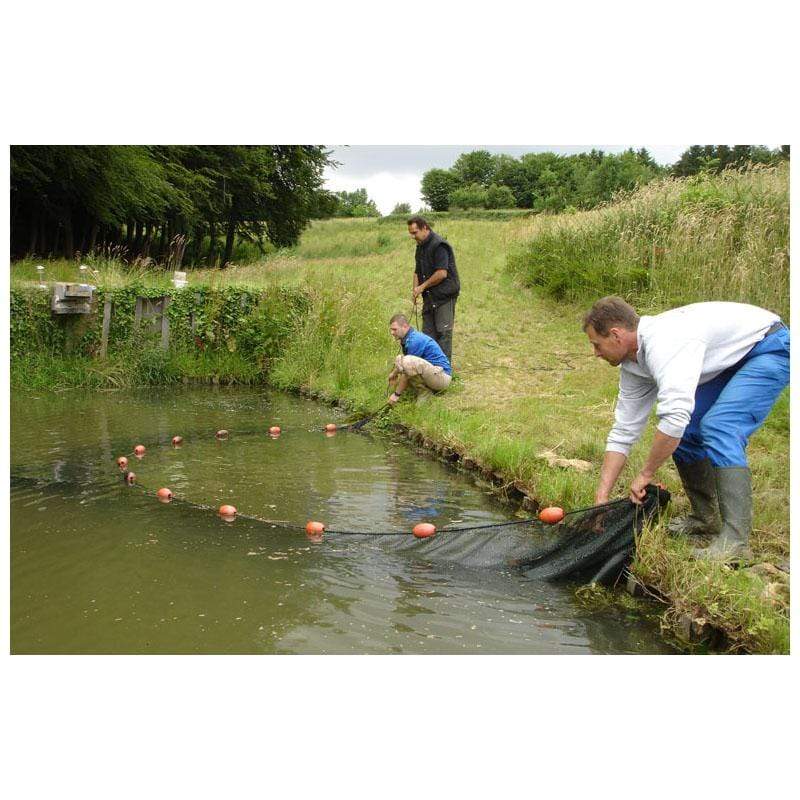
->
[115, 423, 642, 537]
[124, 466, 634, 539]
[113, 418, 376, 462]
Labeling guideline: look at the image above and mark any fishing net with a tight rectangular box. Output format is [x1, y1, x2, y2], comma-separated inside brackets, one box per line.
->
[515, 484, 670, 583]
[11, 434, 670, 588]
[385, 484, 670, 585]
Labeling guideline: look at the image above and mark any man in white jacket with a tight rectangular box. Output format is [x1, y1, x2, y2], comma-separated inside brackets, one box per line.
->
[583, 296, 789, 562]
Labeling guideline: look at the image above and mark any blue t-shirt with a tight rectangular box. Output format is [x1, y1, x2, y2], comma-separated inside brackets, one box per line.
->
[401, 328, 452, 375]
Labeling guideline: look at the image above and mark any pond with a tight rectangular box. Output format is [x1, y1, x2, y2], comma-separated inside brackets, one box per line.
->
[10, 387, 677, 654]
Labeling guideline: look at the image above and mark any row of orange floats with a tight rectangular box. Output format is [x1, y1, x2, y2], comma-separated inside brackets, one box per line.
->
[116, 430, 566, 543]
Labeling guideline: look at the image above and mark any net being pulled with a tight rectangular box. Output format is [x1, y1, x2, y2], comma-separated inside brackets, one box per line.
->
[386, 484, 670, 585]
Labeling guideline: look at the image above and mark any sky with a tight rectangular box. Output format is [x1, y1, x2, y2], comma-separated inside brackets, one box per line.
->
[323, 145, 690, 215]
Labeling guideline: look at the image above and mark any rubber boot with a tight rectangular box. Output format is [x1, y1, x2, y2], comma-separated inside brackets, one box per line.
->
[667, 458, 722, 536]
[694, 467, 753, 563]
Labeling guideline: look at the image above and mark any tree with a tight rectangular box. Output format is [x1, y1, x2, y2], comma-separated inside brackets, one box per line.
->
[449, 183, 488, 209]
[492, 154, 527, 206]
[391, 202, 411, 215]
[672, 145, 706, 177]
[309, 190, 340, 219]
[333, 188, 380, 217]
[672, 145, 785, 177]
[485, 184, 516, 209]
[452, 150, 496, 187]
[420, 168, 458, 211]
[9, 145, 332, 262]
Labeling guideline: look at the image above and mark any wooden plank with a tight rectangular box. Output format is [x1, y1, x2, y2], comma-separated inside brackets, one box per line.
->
[160, 296, 171, 350]
[99, 299, 112, 358]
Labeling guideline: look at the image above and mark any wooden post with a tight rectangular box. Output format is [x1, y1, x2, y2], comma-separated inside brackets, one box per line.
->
[99, 298, 112, 358]
[160, 296, 171, 350]
[190, 292, 202, 334]
[134, 297, 143, 327]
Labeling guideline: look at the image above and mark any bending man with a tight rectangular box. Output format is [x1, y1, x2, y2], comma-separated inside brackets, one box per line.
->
[407, 215, 460, 362]
[584, 296, 789, 562]
[388, 313, 452, 404]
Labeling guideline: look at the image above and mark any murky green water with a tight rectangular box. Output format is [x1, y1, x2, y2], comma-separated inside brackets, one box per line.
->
[10, 387, 676, 654]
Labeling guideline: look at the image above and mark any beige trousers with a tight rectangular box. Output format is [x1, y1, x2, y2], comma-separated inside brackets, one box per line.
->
[394, 355, 452, 392]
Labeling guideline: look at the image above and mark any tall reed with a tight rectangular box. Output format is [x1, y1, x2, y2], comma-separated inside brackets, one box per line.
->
[507, 164, 789, 319]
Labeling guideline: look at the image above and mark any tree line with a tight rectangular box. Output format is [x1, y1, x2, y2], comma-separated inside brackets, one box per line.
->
[420, 146, 789, 213]
[420, 148, 664, 212]
[671, 145, 788, 176]
[12, 145, 789, 264]
[10, 145, 332, 264]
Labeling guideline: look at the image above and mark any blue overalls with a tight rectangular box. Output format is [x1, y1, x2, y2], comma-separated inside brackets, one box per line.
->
[673, 325, 790, 467]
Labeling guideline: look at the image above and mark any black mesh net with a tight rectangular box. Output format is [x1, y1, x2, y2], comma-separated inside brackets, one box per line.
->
[514, 484, 670, 583]
[384, 484, 670, 585]
[11, 465, 670, 587]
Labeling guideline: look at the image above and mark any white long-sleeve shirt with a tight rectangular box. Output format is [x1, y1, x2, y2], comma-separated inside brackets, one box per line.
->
[606, 302, 780, 456]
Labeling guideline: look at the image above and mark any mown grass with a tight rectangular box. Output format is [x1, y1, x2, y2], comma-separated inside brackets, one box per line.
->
[11, 173, 789, 651]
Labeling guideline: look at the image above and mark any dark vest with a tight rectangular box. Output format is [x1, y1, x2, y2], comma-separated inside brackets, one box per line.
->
[415, 231, 460, 304]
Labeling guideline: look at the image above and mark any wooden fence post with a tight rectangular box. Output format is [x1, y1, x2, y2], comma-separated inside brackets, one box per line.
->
[160, 296, 171, 350]
[99, 298, 112, 358]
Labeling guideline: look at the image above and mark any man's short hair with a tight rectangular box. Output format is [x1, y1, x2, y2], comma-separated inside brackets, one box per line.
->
[390, 313, 409, 326]
[582, 296, 640, 335]
[406, 215, 430, 230]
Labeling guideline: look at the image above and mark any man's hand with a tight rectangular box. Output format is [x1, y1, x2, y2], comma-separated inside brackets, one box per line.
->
[412, 285, 424, 302]
[629, 471, 652, 505]
[387, 392, 401, 405]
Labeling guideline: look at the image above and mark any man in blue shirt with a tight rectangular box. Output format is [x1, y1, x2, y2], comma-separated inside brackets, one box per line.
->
[387, 313, 452, 404]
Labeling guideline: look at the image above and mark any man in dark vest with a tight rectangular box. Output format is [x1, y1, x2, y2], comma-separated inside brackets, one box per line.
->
[408, 216, 460, 362]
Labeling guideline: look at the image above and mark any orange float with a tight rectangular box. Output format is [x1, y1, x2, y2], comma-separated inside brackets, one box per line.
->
[538, 506, 565, 524]
[134, 445, 146, 456]
[219, 504, 237, 521]
[172, 436, 183, 446]
[117, 456, 128, 469]
[413, 523, 436, 539]
[125, 471, 137, 485]
[269, 426, 281, 436]
[305, 520, 325, 543]
[215, 430, 229, 439]
[325, 423, 337, 432]
[156, 487, 173, 503]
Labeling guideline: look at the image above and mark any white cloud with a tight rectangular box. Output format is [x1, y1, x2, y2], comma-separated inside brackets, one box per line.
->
[324, 169, 424, 215]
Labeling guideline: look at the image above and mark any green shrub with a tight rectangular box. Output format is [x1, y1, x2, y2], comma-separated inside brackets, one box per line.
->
[449, 183, 489, 210]
[485, 184, 517, 209]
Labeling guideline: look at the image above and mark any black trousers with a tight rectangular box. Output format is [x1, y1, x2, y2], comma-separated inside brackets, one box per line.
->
[422, 297, 457, 362]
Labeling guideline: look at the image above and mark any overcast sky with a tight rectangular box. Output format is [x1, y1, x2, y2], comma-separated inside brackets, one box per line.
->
[323, 145, 690, 214]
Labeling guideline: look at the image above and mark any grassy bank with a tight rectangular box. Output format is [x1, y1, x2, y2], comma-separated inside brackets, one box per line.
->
[10, 169, 790, 652]
[507, 164, 789, 320]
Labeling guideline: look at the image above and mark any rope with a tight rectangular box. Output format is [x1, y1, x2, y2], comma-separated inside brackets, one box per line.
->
[112, 420, 638, 538]
[116, 417, 382, 459]
[126, 468, 633, 537]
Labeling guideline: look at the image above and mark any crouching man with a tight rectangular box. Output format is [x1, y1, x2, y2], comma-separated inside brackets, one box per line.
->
[584, 296, 789, 563]
[387, 313, 452, 404]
